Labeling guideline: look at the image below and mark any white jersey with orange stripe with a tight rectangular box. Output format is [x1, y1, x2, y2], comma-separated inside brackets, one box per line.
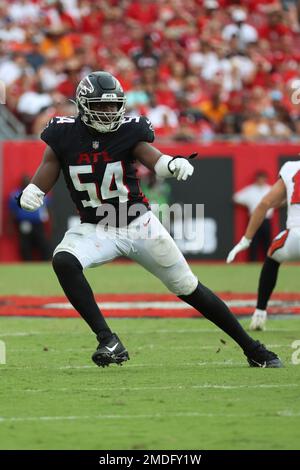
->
[279, 161, 300, 229]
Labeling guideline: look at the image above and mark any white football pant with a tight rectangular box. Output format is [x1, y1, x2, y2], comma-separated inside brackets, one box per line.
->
[268, 227, 300, 263]
[53, 211, 198, 296]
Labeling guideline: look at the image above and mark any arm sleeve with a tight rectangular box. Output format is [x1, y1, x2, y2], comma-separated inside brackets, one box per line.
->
[279, 162, 291, 186]
[138, 116, 155, 143]
[40, 118, 61, 157]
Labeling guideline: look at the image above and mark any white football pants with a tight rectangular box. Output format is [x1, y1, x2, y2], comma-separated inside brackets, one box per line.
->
[268, 227, 300, 263]
[53, 211, 198, 296]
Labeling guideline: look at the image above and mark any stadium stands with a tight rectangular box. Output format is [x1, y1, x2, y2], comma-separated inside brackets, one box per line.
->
[0, 0, 300, 140]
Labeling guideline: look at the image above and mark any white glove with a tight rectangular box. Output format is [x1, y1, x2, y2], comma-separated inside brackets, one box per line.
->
[168, 157, 194, 181]
[226, 236, 251, 263]
[20, 183, 45, 211]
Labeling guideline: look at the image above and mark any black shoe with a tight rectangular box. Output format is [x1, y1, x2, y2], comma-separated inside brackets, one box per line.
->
[245, 340, 283, 368]
[92, 333, 129, 368]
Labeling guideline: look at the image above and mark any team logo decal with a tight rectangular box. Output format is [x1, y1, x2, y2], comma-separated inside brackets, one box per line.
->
[92, 141, 100, 149]
[77, 77, 94, 96]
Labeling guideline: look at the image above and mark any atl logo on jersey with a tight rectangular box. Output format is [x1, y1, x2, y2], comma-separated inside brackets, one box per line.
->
[77, 151, 113, 164]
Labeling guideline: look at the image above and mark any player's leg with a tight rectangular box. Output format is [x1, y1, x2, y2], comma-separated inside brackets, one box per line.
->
[52, 251, 112, 339]
[52, 223, 129, 367]
[251, 228, 300, 331]
[128, 212, 282, 367]
[250, 257, 280, 331]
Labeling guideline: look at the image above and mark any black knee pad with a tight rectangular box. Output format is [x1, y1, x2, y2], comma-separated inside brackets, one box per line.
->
[52, 251, 82, 275]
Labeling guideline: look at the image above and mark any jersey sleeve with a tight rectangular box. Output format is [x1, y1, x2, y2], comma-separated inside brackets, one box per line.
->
[279, 162, 291, 186]
[40, 117, 64, 157]
[138, 116, 155, 143]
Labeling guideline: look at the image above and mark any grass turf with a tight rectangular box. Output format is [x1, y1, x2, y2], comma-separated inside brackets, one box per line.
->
[0, 261, 299, 294]
[0, 262, 300, 450]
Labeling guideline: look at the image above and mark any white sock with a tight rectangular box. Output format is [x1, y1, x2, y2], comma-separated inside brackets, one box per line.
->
[254, 308, 267, 315]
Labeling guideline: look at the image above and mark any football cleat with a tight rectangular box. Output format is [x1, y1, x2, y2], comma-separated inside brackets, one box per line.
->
[92, 333, 129, 368]
[249, 309, 267, 331]
[245, 340, 283, 368]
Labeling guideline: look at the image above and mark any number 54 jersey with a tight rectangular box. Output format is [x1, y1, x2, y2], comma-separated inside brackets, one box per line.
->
[41, 115, 155, 224]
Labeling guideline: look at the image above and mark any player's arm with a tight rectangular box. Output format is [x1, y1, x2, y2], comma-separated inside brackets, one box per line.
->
[244, 179, 286, 239]
[19, 146, 61, 211]
[133, 142, 197, 181]
[226, 179, 286, 263]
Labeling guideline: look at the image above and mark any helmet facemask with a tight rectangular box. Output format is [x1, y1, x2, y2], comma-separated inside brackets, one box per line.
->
[77, 94, 126, 133]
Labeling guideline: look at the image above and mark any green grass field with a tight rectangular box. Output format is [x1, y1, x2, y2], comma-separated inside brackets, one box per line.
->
[0, 262, 300, 450]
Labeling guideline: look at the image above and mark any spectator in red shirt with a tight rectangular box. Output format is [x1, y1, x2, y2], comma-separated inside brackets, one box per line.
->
[260, 8, 293, 43]
[126, 0, 158, 27]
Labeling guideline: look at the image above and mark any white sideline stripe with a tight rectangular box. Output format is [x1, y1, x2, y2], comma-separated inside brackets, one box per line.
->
[0, 409, 298, 423]
[22, 384, 299, 393]
[45, 301, 194, 310]
[43, 299, 300, 310]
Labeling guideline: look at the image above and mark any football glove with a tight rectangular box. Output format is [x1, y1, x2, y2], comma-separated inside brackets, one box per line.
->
[226, 236, 251, 263]
[168, 153, 197, 181]
[18, 183, 45, 212]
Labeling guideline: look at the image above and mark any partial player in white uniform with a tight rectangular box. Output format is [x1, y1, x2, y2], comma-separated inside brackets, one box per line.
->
[233, 171, 273, 261]
[227, 160, 300, 330]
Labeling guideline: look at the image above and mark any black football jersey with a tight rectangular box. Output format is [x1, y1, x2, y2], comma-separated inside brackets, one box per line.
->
[41, 115, 155, 225]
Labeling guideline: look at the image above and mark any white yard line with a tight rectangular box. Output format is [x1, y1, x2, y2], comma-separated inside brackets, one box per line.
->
[277, 410, 300, 417]
[0, 413, 249, 423]
[0, 362, 245, 370]
[0, 408, 298, 423]
[4, 359, 299, 371]
[9, 343, 289, 352]
[0, 328, 297, 339]
[44, 361, 246, 369]
[0, 332, 43, 337]
[21, 383, 299, 394]
[8, 345, 233, 352]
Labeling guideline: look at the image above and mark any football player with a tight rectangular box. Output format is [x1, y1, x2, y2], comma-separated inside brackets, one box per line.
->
[18, 71, 282, 367]
[227, 160, 300, 331]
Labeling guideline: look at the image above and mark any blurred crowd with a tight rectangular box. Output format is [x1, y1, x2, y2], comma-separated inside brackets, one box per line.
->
[1, 0, 300, 141]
